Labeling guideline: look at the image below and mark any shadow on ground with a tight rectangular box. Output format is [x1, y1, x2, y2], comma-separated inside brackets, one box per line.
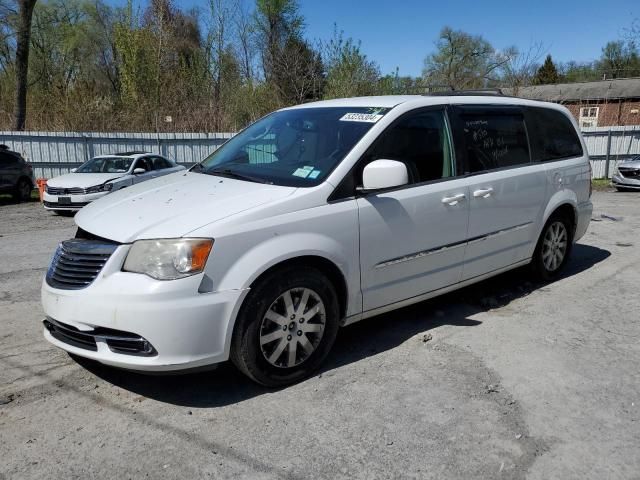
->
[77, 243, 611, 407]
[0, 196, 39, 206]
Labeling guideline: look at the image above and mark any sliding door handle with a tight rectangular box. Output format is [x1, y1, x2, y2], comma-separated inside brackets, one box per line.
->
[473, 187, 494, 198]
[441, 193, 466, 206]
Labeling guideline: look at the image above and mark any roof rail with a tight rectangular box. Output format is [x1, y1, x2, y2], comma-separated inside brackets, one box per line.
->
[423, 89, 504, 97]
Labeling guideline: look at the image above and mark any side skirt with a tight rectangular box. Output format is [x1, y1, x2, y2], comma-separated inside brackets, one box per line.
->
[342, 258, 531, 326]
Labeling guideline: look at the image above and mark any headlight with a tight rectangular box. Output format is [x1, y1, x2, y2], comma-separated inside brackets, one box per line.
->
[85, 183, 113, 193]
[123, 238, 213, 280]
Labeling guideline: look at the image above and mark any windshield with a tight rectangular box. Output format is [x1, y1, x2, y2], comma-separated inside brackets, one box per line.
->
[197, 107, 390, 186]
[76, 156, 134, 173]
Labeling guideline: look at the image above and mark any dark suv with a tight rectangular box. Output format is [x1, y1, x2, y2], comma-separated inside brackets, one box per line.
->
[0, 145, 34, 201]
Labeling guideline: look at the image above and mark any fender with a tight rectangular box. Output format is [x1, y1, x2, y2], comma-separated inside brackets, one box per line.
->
[213, 231, 360, 359]
[216, 231, 357, 305]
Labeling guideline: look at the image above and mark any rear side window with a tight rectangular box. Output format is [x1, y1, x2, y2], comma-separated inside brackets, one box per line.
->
[526, 107, 583, 161]
[456, 108, 530, 173]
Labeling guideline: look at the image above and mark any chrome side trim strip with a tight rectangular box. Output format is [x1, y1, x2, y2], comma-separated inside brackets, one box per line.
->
[466, 222, 532, 245]
[374, 241, 466, 269]
[374, 222, 532, 270]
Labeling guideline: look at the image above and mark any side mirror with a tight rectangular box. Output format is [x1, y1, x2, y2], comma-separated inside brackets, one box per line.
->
[70, 168, 77, 173]
[133, 168, 146, 174]
[360, 159, 409, 192]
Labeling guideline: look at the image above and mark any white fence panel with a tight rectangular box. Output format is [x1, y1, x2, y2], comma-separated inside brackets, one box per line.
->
[2, 127, 640, 179]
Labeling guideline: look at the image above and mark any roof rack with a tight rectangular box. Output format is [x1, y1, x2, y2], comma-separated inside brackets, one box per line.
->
[423, 89, 504, 97]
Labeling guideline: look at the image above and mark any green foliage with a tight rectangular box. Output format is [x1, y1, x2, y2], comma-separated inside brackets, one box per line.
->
[1, 2, 640, 132]
[323, 27, 380, 99]
[598, 40, 640, 78]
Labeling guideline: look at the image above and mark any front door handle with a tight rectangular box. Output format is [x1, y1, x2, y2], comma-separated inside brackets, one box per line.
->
[473, 187, 494, 198]
[441, 193, 466, 206]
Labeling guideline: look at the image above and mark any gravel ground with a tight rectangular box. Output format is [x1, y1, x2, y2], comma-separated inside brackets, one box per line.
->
[0, 192, 639, 480]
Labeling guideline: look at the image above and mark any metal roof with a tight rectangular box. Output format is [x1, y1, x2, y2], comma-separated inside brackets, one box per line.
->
[505, 78, 640, 102]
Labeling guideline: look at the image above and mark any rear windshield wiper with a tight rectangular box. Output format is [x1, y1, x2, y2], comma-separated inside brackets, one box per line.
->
[207, 168, 272, 184]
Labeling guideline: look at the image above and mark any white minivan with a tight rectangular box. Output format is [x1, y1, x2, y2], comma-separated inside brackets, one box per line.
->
[42, 93, 592, 386]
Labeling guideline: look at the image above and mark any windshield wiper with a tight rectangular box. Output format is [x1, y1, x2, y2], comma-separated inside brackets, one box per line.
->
[207, 168, 272, 184]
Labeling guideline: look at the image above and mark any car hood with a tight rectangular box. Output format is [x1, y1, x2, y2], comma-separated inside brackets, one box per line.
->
[47, 172, 125, 188]
[75, 172, 297, 243]
[619, 159, 640, 169]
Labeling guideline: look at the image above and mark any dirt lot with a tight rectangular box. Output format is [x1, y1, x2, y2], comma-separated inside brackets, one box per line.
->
[1, 192, 639, 480]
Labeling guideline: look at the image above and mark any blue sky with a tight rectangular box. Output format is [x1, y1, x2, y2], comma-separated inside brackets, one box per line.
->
[125, 0, 639, 76]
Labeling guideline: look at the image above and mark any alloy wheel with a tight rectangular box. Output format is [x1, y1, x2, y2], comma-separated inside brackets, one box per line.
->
[542, 221, 568, 272]
[259, 287, 326, 368]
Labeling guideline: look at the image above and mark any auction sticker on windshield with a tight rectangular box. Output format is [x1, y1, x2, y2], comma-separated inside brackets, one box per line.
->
[340, 112, 384, 123]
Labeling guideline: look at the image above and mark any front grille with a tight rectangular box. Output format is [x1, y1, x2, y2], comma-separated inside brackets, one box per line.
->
[46, 239, 118, 290]
[46, 186, 87, 195]
[44, 318, 157, 356]
[619, 168, 640, 178]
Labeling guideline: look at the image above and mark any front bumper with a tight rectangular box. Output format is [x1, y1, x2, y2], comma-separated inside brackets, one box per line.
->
[42, 191, 108, 210]
[611, 174, 640, 190]
[41, 246, 248, 371]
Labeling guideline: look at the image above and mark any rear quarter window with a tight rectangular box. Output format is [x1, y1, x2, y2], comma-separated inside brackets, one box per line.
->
[526, 107, 583, 161]
[456, 108, 531, 173]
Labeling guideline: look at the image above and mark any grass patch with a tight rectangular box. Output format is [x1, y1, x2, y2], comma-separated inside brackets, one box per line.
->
[592, 178, 612, 191]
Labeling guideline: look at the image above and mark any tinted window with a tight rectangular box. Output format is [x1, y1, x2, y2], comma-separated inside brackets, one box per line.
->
[458, 109, 530, 173]
[134, 158, 152, 172]
[360, 109, 454, 184]
[150, 156, 171, 170]
[527, 107, 583, 161]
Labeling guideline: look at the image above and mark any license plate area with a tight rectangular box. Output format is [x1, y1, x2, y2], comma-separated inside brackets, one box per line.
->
[58, 197, 71, 205]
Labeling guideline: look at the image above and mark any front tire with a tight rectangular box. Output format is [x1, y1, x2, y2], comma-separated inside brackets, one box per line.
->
[531, 213, 573, 281]
[230, 266, 340, 387]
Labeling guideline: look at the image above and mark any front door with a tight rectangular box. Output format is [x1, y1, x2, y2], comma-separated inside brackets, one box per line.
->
[357, 108, 470, 312]
[450, 105, 547, 280]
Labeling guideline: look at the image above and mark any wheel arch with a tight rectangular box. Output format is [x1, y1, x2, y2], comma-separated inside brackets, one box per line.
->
[247, 255, 349, 321]
[542, 191, 578, 236]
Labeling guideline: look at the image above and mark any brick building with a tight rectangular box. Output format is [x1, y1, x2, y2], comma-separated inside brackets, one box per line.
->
[508, 78, 640, 128]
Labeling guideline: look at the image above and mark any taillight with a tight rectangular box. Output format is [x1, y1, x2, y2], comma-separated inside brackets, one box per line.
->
[588, 162, 593, 198]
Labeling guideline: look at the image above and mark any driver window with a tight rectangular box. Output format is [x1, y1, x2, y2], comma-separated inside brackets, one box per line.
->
[361, 109, 454, 185]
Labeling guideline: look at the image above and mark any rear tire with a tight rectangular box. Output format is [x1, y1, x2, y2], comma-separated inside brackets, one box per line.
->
[531, 212, 573, 281]
[13, 178, 32, 202]
[230, 266, 340, 387]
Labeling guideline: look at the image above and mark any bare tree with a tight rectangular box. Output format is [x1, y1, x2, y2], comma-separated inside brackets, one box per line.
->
[500, 42, 545, 94]
[13, 0, 37, 130]
[423, 27, 512, 90]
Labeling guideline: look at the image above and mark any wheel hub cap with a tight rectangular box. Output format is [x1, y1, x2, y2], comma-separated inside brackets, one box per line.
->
[259, 287, 326, 368]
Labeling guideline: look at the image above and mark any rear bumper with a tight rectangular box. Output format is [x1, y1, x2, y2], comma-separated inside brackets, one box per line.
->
[574, 200, 593, 242]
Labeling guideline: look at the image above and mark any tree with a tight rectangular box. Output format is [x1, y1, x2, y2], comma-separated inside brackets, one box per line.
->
[499, 43, 544, 94]
[12, 0, 36, 130]
[533, 54, 559, 85]
[422, 27, 511, 90]
[323, 26, 380, 98]
[598, 40, 640, 79]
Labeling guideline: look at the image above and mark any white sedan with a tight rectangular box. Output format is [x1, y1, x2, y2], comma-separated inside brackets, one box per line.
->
[43, 152, 185, 213]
